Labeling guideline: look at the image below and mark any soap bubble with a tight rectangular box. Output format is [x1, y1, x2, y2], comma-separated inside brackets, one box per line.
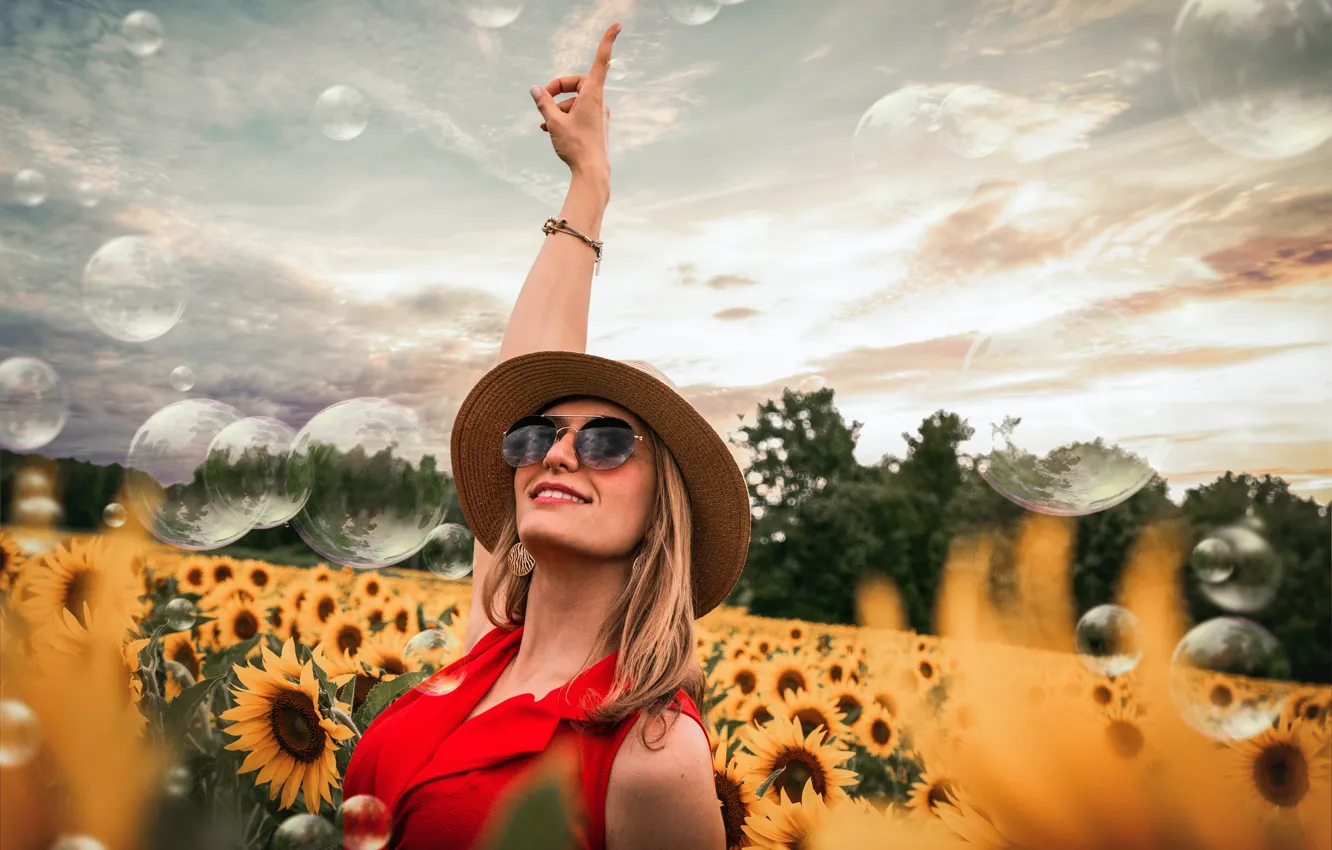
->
[665, 0, 722, 25]
[75, 181, 100, 209]
[340, 795, 392, 850]
[404, 629, 463, 694]
[121, 10, 164, 57]
[13, 169, 48, 206]
[271, 813, 338, 850]
[1170, 0, 1332, 160]
[607, 57, 629, 82]
[465, 1, 523, 28]
[1118, 37, 1164, 87]
[1075, 605, 1142, 677]
[82, 236, 187, 343]
[0, 356, 70, 451]
[417, 523, 474, 579]
[124, 399, 255, 550]
[170, 366, 195, 392]
[939, 85, 1012, 158]
[103, 502, 127, 528]
[162, 764, 192, 797]
[316, 85, 370, 142]
[1170, 617, 1290, 740]
[853, 87, 982, 222]
[1194, 525, 1282, 613]
[0, 699, 41, 767]
[163, 598, 197, 631]
[286, 399, 446, 568]
[204, 416, 307, 531]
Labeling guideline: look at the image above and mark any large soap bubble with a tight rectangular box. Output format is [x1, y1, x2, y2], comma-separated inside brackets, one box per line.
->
[286, 399, 447, 569]
[939, 85, 1012, 158]
[82, 236, 187, 343]
[1075, 604, 1143, 678]
[1170, 617, 1290, 740]
[464, 1, 524, 28]
[1193, 524, 1282, 613]
[316, 85, 370, 142]
[665, 0, 722, 25]
[853, 87, 983, 222]
[121, 10, 165, 58]
[0, 357, 69, 452]
[204, 416, 308, 531]
[1170, 0, 1332, 160]
[125, 399, 255, 550]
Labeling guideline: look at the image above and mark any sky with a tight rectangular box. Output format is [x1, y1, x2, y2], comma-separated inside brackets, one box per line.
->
[1, 0, 1330, 504]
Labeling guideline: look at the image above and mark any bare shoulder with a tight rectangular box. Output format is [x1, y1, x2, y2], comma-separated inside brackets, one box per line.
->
[605, 709, 724, 850]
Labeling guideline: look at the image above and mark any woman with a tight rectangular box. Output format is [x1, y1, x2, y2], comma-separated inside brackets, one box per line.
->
[343, 23, 750, 850]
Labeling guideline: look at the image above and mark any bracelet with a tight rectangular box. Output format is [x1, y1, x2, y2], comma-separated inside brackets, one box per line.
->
[542, 217, 603, 276]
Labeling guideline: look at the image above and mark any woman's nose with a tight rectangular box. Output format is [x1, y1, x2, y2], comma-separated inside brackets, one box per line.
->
[542, 431, 579, 471]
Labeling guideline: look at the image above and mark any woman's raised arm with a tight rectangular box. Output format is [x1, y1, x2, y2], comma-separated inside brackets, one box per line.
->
[463, 23, 621, 654]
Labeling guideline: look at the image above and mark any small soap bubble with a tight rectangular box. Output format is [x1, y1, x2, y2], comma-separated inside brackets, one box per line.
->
[464, 1, 524, 28]
[103, 502, 127, 528]
[13, 169, 48, 206]
[665, 0, 722, 25]
[82, 235, 187, 344]
[417, 524, 474, 579]
[0, 356, 70, 451]
[1118, 37, 1164, 87]
[404, 630, 462, 690]
[0, 699, 41, 767]
[170, 366, 195, 392]
[164, 598, 198, 631]
[271, 814, 338, 850]
[340, 795, 392, 850]
[75, 181, 100, 209]
[607, 56, 629, 82]
[162, 764, 192, 798]
[1170, 617, 1290, 740]
[121, 10, 165, 57]
[1195, 525, 1282, 613]
[316, 85, 370, 142]
[1075, 605, 1142, 678]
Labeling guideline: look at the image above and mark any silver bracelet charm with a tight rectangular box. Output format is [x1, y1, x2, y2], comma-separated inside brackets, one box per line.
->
[542, 217, 603, 276]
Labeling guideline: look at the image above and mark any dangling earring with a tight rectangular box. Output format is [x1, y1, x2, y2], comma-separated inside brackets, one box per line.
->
[631, 551, 647, 573]
[508, 542, 536, 577]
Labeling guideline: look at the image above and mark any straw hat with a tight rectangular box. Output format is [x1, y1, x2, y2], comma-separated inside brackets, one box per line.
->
[449, 351, 750, 618]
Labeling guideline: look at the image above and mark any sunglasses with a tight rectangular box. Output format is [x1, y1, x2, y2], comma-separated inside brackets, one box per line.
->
[502, 414, 645, 471]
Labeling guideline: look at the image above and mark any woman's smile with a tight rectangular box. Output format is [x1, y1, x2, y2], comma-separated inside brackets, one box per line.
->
[529, 481, 590, 505]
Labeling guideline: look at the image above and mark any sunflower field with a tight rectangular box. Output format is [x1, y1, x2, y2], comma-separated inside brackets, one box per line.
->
[0, 520, 1329, 850]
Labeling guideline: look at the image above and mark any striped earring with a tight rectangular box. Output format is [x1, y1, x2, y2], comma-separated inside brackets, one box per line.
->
[508, 542, 536, 577]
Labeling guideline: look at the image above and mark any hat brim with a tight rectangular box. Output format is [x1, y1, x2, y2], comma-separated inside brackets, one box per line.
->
[449, 351, 750, 618]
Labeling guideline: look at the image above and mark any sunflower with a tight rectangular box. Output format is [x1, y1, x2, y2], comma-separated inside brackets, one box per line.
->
[867, 686, 899, 718]
[820, 653, 857, 688]
[907, 767, 959, 818]
[215, 598, 267, 649]
[242, 560, 273, 592]
[208, 556, 239, 585]
[219, 639, 355, 813]
[741, 777, 834, 850]
[284, 582, 310, 614]
[740, 712, 857, 806]
[382, 599, 416, 636]
[742, 695, 778, 729]
[713, 726, 759, 850]
[17, 536, 139, 637]
[32, 604, 150, 734]
[827, 681, 867, 725]
[176, 556, 212, 595]
[358, 628, 411, 679]
[200, 577, 260, 610]
[162, 631, 203, 682]
[786, 622, 807, 643]
[1226, 720, 1328, 813]
[320, 612, 367, 659]
[351, 572, 387, 605]
[307, 562, 335, 584]
[714, 658, 761, 698]
[768, 657, 814, 699]
[264, 602, 298, 643]
[1098, 701, 1147, 761]
[300, 585, 341, 635]
[752, 635, 777, 657]
[0, 529, 25, 591]
[855, 704, 898, 759]
[777, 687, 850, 740]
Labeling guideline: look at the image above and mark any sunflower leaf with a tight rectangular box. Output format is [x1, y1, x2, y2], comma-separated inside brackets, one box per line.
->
[354, 671, 428, 730]
[368, 620, 389, 634]
[202, 635, 262, 680]
[339, 674, 357, 707]
[164, 676, 228, 742]
[755, 765, 787, 799]
[416, 602, 427, 630]
[438, 603, 458, 627]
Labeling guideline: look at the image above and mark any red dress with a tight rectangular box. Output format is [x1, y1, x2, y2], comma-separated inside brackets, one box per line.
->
[342, 625, 707, 849]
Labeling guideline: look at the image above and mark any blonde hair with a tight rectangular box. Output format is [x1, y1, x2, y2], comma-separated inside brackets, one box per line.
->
[480, 428, 707, 747]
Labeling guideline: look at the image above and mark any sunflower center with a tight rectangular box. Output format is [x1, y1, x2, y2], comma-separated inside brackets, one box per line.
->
[1106, 720, 1144, 759]
[381, 657, 407, 676]
[1254, 743, 1309, 807]
[317, 598, 336, 622]
[793, 709, 832, 739]
[750, 705, 774, 727]
[268, 608, 285, 628]
[874, 693, 897, 715]
[1093, 685, 1113, 706]
[776, 670, 806, 697]
[367, 610, 383, 628]
[714, 772, 747, 848]
[186, 567, 204, 585]
[64, 570, 102, 628]
[170, 643, 202, 680]
[336, 625, 363, 655]
[366, 580, 380, 597]
[214, 565, 233, 583]
[269, 690, 328, 762]
[1210, 684, 1233, 708]
[293, 590, 307, 609]
[232, 610, 260, 641]
[918, 660, 934, 681]
[353, 673, 379, 709]
[828, 663, 844, 683]
[773, 750, 825, 800]
[871, 718, 893, 747]
[394, 610, 409, 632]
[835, 693, 862, 716]
[250, 570, 269, 588]
[735, 670, 757, 695]
[927, 779, 956, 812]
[757, 641, 771, 654]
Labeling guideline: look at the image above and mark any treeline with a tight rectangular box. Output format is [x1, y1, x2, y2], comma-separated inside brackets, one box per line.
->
[1, 387, 1328, 681]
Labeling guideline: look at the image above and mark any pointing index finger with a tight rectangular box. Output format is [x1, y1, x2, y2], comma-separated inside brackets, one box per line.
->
[587, 22, 621, 91]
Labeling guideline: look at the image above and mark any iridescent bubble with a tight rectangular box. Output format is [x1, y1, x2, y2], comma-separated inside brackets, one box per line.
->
[607, 57, 629, 82]
[124, 399, 255, 550]
[340, 795, 392, 850]
[170, 366, 195, 392]
[1170, 617, 1290, 740]
[853, 87, 982, 222]
[271, 814, 338, 850]
[75, 181, 100, 209]
[666, 0, 722, 25]
[121, 10, 165, 58]
[404, 629, 463, 693]
[1190, 535, 1235, 583]
[13, 169, 48, 207]
[316, 85, 370, 142]
[1075, 605, 1142, 677]
[286, 399, 446, 568]
[0, 699, 41, 767]
[417, 523, 474, 579]
[1195, 525, 1282, 613]
[82, 235, 188, 343]
[50, 837, 106, 850]
[163, 598, 198, 631]
[1170, 0, 1332, 160]
[939, 85, 1012, 158]
[103, 502, 127, 528]
[204, 416, 307, 531]
[464, 1, 523, 28]
[0, 356, 70, 451]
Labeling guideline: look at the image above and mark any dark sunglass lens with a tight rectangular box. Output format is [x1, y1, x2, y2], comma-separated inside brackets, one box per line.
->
[502, 420, 555, 468]
[575, 419, 637, 470]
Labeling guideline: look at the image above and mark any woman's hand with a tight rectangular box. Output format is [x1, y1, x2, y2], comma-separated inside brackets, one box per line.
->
[529, 22, 620, 179]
